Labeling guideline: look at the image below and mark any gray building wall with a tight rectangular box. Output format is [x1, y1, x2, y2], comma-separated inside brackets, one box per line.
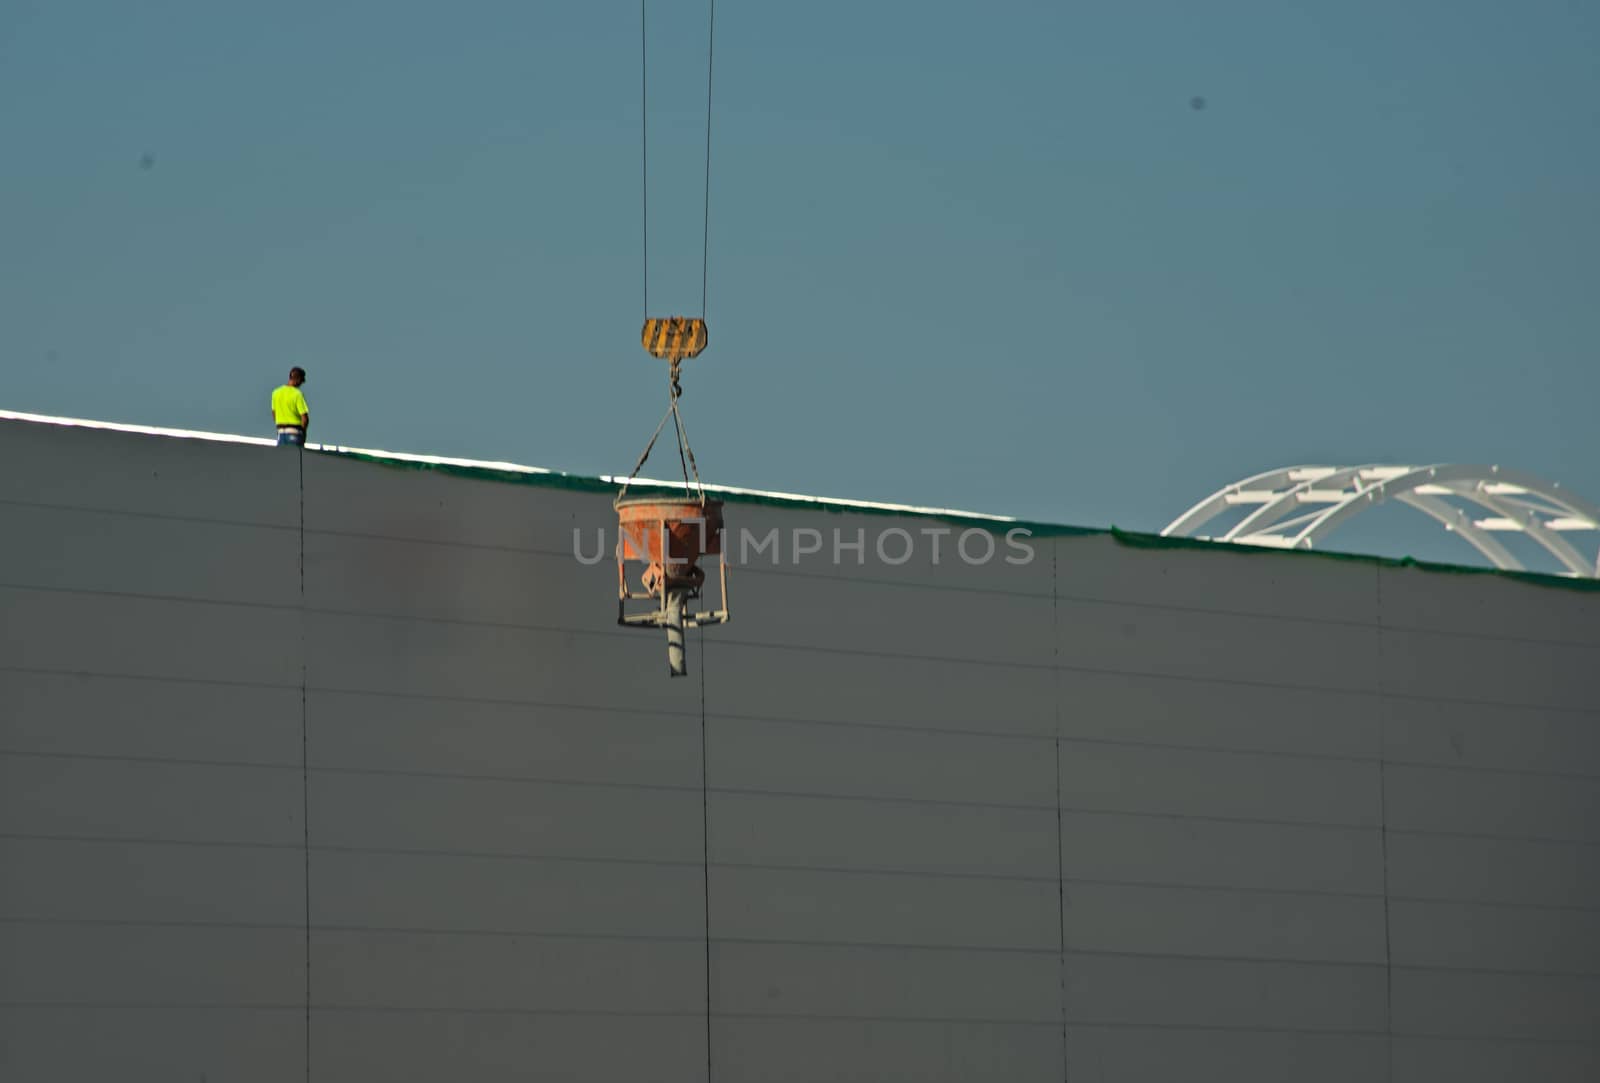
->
[2, 415, 1596, 1081]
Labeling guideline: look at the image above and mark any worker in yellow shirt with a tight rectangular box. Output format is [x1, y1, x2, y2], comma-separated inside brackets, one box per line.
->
[271, 367, 311, 446]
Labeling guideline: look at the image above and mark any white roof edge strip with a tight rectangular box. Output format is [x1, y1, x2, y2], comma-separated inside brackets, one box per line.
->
[1, 409, 1021, 525]
[0, 408, 277, 447]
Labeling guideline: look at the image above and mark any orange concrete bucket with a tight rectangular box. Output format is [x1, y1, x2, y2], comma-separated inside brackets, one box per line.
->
[616, 497, 724, 591]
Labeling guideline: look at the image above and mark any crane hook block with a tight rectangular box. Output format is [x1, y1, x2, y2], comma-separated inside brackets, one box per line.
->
[641, 317, 708, 362]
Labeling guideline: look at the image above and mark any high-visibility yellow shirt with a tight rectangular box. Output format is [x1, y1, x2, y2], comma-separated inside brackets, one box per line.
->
[272, 385, 309, 427]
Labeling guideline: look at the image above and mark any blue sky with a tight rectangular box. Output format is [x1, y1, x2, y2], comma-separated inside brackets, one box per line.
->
[3, 1, 1596, 566]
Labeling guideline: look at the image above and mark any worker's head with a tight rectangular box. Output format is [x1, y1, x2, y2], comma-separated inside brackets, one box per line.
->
[288, 367, 306, 387]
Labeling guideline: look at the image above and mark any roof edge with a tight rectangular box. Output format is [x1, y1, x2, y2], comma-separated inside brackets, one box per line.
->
[6, 409, 1596, 593]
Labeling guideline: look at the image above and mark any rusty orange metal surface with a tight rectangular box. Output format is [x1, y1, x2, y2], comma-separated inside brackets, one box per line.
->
[614, 495, 731, 637]
[616, 497, 724, 562]
[640, 317, 708, 361]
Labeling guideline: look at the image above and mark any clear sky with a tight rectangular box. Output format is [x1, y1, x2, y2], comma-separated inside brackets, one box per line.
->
[3, 1, 1596, 566]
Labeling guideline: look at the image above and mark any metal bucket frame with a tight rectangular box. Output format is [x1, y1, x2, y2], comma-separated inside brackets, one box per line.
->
[614, 501, 731, 631]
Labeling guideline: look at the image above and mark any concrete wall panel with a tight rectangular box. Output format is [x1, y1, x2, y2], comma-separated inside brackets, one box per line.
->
[1386, 832, 1600, 908]
[711, 865, 1059, 951]
[724, 503, 1053, 596]
[712, 942, 1059, 1022]
[0, 922, 302, 1005]
[1389, 898, 1600, 975]
[710, 791, 1057, 879]
[1392, 968, 1600, 1042]
[1383, 695, 1600, 777]
[1379, 563, 1600, 646]
[0, 421, 298, 526]
[6, 418, 1599, 1079]
[311, 849, 702, 938]
[1381, 626, 1598, 711]
[308, 689, 703, 789]
[1, 669, 301, 766]
[311, 1011, 704, 1083]
[1, 753, 301, 845]
[1064, 952, 1388, 1032]
[302, 452, 592, 555]
[0, 586, 301, 687]
[312, 930, 702, 1014]
[305, 610, 695, 714]
[0, 502, 298, 605]
[717, 570, 1055, 667]
[1060, 810, 1386, 895]
[304, 529, 607, 633]
[1058, 741, 1381, 826]
[1058, 668, 1383, 760]
[706, 715, 1055, 807]
[1054, 533, 1380, 623]
[1385, 762, 1600, 843]
[1061, 881, 1387, 964]
[714, 1018, 1062, 1083]
[1064, 1024, 1387, 1083]
[0, 1006, 303, 1083]
[0, 837, 302, 926]
[309, 771, 702, 863]
[1391, 1036, 1600, 1083]
[704, 639, 1056, 735]
[1057, 598, 1377, 691]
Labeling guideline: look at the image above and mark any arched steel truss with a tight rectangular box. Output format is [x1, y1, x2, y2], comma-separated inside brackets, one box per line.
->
[1162, 465, 1600, 577]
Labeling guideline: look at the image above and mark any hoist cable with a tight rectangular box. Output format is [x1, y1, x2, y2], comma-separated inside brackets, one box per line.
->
[700, 0, 715, 317]
[639, 0, 715, 320]
[625, 1, 714, 509]
[617, 400, 675, 501]
[615, 370, 705, 505]
[671, 403, 694, 497]
[671, 397, 706, 501]
[640, 0, 649, 318]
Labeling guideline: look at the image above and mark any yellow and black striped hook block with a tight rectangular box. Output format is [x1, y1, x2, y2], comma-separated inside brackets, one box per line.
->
[641, 317, 708, 362]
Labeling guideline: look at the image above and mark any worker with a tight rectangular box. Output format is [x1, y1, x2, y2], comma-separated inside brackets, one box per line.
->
[270, 367, 310, 446]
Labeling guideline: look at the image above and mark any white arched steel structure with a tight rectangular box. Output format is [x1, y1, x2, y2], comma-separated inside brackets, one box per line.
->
[1163, 465, 1600, 578]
